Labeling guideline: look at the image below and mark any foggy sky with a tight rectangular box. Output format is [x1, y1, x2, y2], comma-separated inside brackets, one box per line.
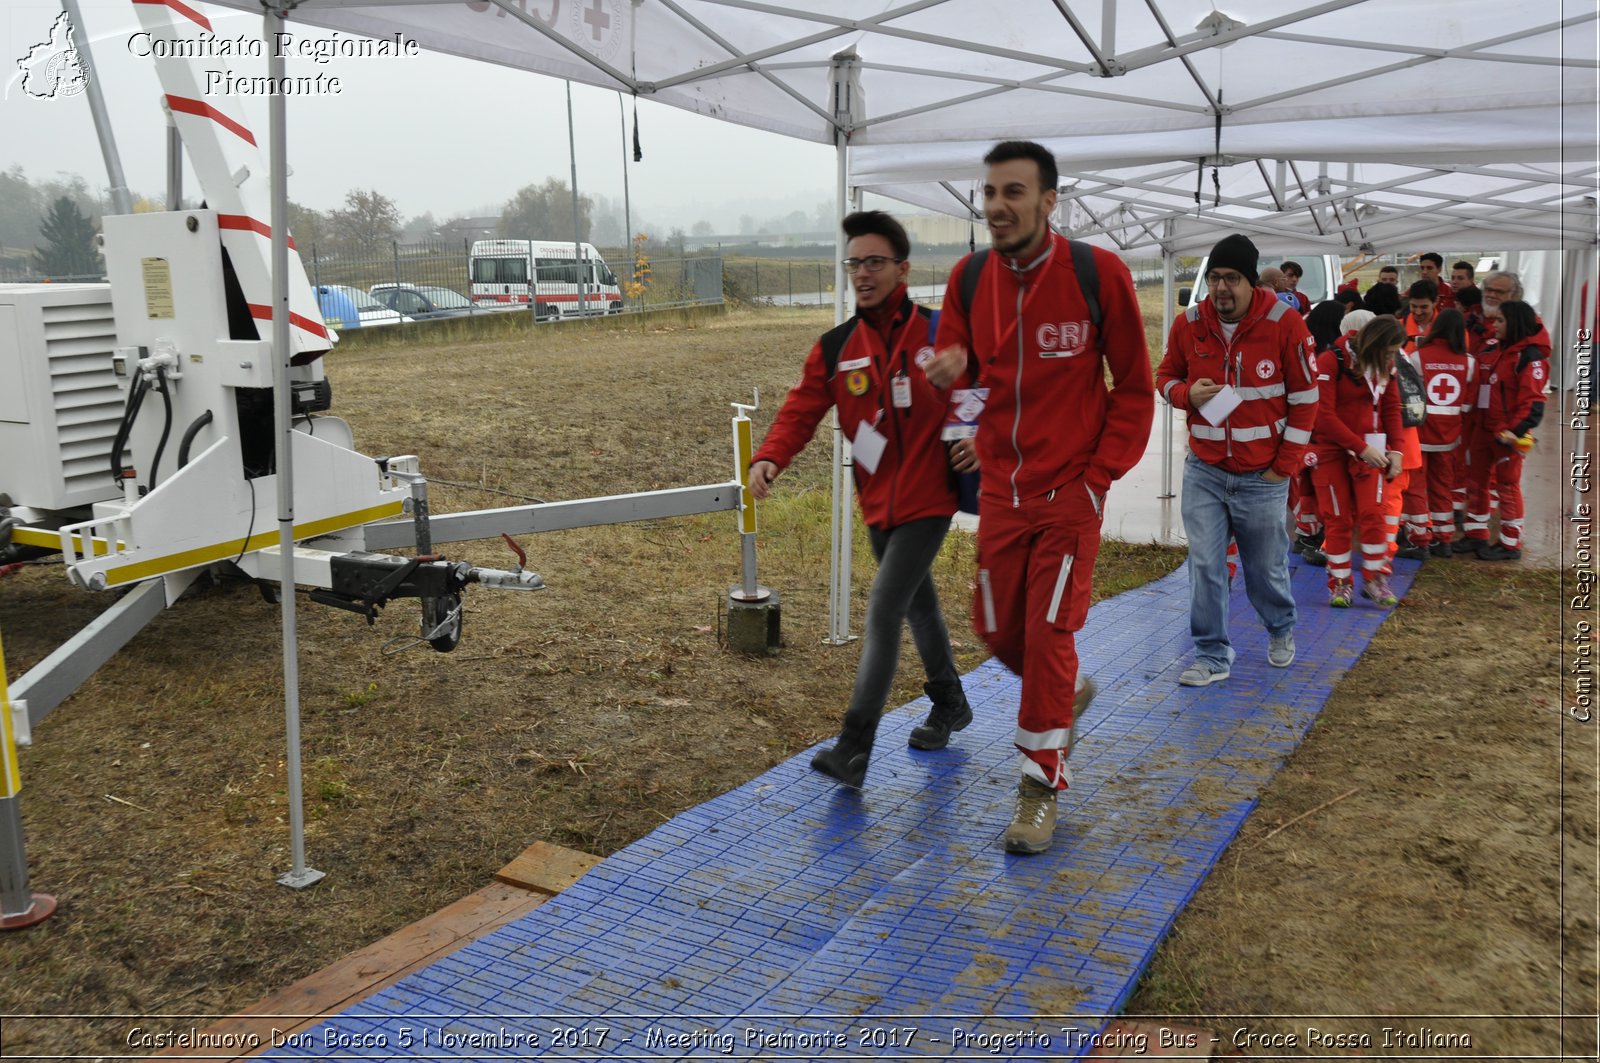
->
[3, 0, 838, 232]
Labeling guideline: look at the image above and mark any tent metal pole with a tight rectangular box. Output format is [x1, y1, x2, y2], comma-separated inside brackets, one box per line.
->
[826, 122, 856, 645]
[62, 0, 132, 217]
[568, 81, 587, 314]
[1160, 245, 1176, 499]
[267, 3, 321, 891]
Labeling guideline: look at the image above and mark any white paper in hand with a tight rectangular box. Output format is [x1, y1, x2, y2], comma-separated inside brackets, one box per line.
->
[851, 420, 887, 475]
[1198, 384, 1242, 426]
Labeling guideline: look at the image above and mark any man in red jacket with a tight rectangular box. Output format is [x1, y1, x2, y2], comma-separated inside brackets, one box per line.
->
[750, 211, 968, 789]
[1418, 253, 1456, 311]
[1156, 234, 1319, 686]
[925, 140, 1154, 855]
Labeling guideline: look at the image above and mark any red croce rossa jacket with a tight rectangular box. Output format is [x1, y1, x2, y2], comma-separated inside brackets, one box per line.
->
[1312, 339, 1404, 464]
[934, 232, 1154, 505]
[1412, 338, 1474, 451]
[752, 287, 956, 529]
[1477, 335, 1550, 439]
[1156, 287, 1320, 476]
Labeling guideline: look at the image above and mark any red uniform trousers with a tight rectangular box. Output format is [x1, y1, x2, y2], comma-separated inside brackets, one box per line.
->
[973, 483, 1099, 791]
[1464, 429, 1526, 548]
[1290, 467, 1321, 539]
[1312, 457, 1392, 585]
[1389, 426, 1421, 555]
[1416, 446, 1462, 543]
[1400, 468, 1433, 544]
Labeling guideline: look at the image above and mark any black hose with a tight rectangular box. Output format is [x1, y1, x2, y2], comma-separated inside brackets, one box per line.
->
[107, 364, 149, 487]
[147, 366, 174, 490]
[177, 409, 214, 470]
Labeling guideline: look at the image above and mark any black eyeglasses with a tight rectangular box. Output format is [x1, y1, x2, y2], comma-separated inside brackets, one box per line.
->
[842, 255, 904, 274]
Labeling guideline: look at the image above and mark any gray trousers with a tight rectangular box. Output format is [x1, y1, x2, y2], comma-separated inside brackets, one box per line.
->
[840, 516, 961, 731]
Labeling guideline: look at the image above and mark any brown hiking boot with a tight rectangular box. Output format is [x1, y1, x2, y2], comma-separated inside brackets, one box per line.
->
[1002, 777, 1057, 854]
[1068, 676, 1096, 755]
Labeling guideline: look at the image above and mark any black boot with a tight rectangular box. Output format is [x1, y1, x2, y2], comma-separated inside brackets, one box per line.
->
[811, 718, 877, 788]
[908, 679, 973, 751]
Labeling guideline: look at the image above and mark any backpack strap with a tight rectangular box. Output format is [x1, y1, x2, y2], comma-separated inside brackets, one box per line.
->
[955, 240, 1102, 332]
[956, 249, 990, 318]
[1067, 239, 1102, 330]
[818, 317, 860, 378]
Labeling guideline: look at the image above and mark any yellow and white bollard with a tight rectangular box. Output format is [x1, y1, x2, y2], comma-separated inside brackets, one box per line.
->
[727, 394, 780, 654]
[0, 626, 57, 929]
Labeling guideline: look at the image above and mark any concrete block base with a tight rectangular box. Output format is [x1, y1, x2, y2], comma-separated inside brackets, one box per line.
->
[726, 587, 780, 656]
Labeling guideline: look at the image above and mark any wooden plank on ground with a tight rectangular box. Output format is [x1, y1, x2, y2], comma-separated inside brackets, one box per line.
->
[494, 839, 603, 894]
[153, 842, 597, 1061]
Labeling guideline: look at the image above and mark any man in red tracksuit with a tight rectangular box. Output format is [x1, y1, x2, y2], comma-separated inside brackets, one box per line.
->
[751, 210, 968, 789]
[1418, 253, 1456, 312]
[1156, 234, 1320, 685]
[925, 140, 1154, 855]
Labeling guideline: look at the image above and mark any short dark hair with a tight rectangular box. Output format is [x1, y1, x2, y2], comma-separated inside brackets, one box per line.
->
[1500, 300, 1541, 346]
[841, 210, 910, 261]
[1407, 279, 1439, 302]
[1422, 308, 1466, 354]
[1280, 260, 1303, 278]
[1452, 260, 1475, 277]
[983, 140, 1058, 192]
[1378, 264, 1399, 277]
[1419, 252, 1444, 269]
[1335, 289, 1364, 312]
[1455, 285, 1483, 309]
[1306, 300, 1346, 351]
[1364, 281, 1402, 317]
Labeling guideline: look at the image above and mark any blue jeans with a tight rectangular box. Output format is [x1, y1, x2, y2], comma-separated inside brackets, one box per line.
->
[1181, 453, 1296, 669]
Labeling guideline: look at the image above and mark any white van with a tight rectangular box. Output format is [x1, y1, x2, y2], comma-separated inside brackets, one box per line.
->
[468, 239, 621, 318]
[1179, 252, 1345, 309]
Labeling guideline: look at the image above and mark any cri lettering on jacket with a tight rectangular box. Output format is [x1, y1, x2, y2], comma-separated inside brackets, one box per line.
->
[1036, 320, 1092, 358]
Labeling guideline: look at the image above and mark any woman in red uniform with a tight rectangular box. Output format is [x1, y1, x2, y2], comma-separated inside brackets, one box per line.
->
[1460, 300, 1549, 560]
[1406, 310, 1475, 556]
[1311, 316, 1406, 607]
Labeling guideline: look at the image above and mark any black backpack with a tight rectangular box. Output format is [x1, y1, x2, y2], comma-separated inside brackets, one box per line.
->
[1393, 352, 1427, 427]
[951, 240, 1103, 330]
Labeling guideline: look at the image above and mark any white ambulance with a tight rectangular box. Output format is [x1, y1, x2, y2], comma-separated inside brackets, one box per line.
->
[468, 239, 621, 318]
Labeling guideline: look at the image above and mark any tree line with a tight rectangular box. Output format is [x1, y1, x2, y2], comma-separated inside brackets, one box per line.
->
[2, 165, 816, 281]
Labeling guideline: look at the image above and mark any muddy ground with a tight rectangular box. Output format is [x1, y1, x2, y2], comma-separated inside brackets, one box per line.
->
[0, 306, 1589, 1060]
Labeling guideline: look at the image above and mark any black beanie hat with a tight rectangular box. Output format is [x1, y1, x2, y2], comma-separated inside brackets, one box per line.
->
[1208, 233, 1259, 288]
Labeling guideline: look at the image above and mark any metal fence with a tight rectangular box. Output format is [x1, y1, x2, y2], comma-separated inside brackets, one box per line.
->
[0, 241, 725, 318]
[303, 238, 723, 317]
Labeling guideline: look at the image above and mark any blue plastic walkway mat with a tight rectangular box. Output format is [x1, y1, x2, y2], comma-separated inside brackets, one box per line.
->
[261, 555, 1417, 1061]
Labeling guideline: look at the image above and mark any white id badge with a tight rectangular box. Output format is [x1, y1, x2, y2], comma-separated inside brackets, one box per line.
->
[890, 372, 912, 409]
[851, 420, 888, 475]
[1364, 432, 1387, 453]
[1477, 383, 1491, 409]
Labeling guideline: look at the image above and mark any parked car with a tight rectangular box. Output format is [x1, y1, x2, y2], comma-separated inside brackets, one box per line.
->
[369, 283, 485, 320]
[316, 284, 409, 328]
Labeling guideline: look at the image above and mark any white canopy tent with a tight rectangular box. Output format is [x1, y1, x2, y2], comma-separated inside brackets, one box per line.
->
[194, 0, 1597, 644]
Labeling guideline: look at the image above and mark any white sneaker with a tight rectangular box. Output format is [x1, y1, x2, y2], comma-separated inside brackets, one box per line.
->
[1268, 631, 1296, 668]
[1178, 662, 1230, 687]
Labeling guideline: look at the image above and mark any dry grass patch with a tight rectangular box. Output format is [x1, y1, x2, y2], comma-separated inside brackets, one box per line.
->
[0, 306, 1178, 1057]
